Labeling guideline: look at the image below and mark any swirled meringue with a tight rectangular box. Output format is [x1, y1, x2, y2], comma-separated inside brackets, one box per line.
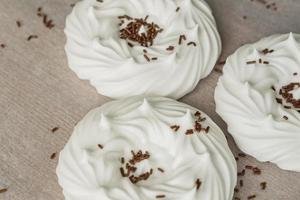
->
[215, 33, 300, 172]
[65, 0, 221, 99]
[57, 96, 236, 200]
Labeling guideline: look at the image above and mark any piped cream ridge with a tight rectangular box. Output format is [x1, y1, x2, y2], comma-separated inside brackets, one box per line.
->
[57, 96, 236, 200]
[65, 0, 221, 99]
[215, 33, 300, 172]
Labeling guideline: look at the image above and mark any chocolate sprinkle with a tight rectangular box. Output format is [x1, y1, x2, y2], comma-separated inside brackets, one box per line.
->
[166, 46, 175, 51]
[246, 61, 256, 65]
[119, 15, 163, 47]
[279, 82, 300, 110]
[50, 152, 57, 159]
[158, 168, 164, 173]
[185, 129, 194, 135]
[16, 20, 22, 27]
[120, 150, 153, 184]
[260, 182, 267, 190]
[239, 180, 244, 187]
[27, 35, 38, 41]
[37, 7, 55, 29]
[187, 41, 196, 46]
[252, 167, 261, 175]
[0, 188, 8, 193]
[247, 195, 256, 199]
[51, 127, 59, 133]
[195, 178, 202, 190]
[170, 125, 180, 132]
[144, 54, 150, 62]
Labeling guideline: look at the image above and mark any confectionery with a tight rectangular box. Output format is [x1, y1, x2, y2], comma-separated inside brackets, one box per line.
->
[57, 96, 236, 199]
[215, 33, 300, 172]
[65, 0, 221, 99]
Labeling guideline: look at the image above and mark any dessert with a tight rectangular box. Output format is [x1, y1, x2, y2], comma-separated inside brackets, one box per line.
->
[215, 33, 300, 172]
[65, 0, 221, 99]
[57, 96, 236, 199]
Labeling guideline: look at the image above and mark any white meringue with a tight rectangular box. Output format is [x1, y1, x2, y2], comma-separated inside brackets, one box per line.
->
[65, 0, 221, 99]
[215, 33, 300, 172]
[57, 96, 236, 200]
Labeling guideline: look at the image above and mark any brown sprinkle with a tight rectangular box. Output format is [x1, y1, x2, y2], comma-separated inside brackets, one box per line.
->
[205, 126, 210, 133]
[261, 48, 274, 54]
[166, 46, 174, 51]
[239, 180, 244, 187]
[16, 20, 22, 27]
[37, 7, 55, 29]
[170, 125, 180, 132]
[50, 152, 57, 159]
[194, 121, 202, 132]
[178, 34, 186, 45]
[1, 44, 6, 48]
[271, 86, 276, 91]
[238, 169, 245, 176]
[176, 7, 180, 12]
[158, 168, 165, 173]
[246, 61, 256, 65]
[151, 57, 158, 60]
[51, 127, 59, 133]
[195, 178, 202, 190]
[0, 188, 8, 193]
[283, 116, 288, 120]
[279, 82, 300, 109]
[248, 195, 256, 199]
[27, 35, 38, 41]
[185, 129, 194, 135]
[252, 167, 261, 175]
[156, 195, 166, 198]
[119, 15, 162, 47]
[263, 61, 269, 64]
[275, 98, 282, 104]
[194, 111, 201, 116]
[127, 42, 133, 47]
[97, 144, 103, 149]
[245, 165, 253, 170]
[293, 72, 298, 76]
[144, 54, 150, 62]
[260, 182, 267, 190]
[120, 150, 154, 184]
[187, 41, 196, 46]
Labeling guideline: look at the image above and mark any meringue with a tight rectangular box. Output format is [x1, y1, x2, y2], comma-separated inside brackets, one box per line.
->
[65, 0, 221, 99]
[215, 33, 300, 172]
[57, 96, 236, 200]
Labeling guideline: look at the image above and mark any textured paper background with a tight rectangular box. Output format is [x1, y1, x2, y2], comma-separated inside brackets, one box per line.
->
[0, 0, 300, 199]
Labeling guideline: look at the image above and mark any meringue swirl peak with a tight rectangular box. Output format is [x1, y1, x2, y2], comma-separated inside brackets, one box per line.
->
[65, 0, 221, 99]
[57, 96, 236, 200]
[215, 33, 300, 172]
